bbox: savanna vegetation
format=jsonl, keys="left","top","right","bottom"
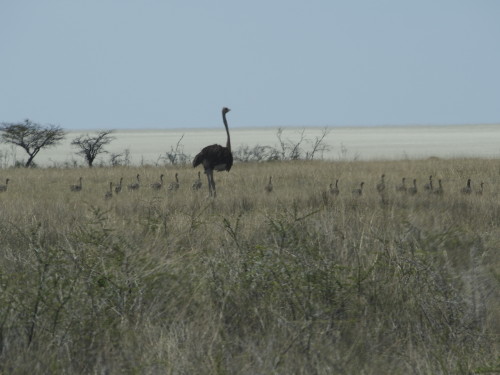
{"left": 0, "top": 157, "right": 498, "bottom": 374}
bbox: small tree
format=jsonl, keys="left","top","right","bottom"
{"left": 71, "top": 130, "right": 115, "bottom": 167}
{"left": 0, "top": 119, "right": 65, "bottom": 167}
{"left": 109, "top": 148, "right": 130, "bottom": 167}
{"left": 234, "top": 144, "right": 280, "bottom": 162}
{"left": 305, "top": 127, "right": 331, "bottom": 160}
{"left": 159, "top": 134, "right": 189, "bottom": 166}
{"left": 276, "top": 127, "right": 306, "bottom": 160}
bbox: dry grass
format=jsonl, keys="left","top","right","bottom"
{"left": 0, "top": 158, "right": 499, "bottom": 374}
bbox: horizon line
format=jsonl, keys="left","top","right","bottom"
{"left": 61, "top": 122, "right": 500, "bottom": 133}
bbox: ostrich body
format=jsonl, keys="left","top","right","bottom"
{"left": 396, "top": 177, "right": 407, "bottom": 192}
{"left": 70, "top": 177, "right": 83, "bottom": 192}
{"left": 461, "top": 179, "right": 472, "bottom": 195}
{"left": 329, "top": 179, "right": 339, "bottom": 196}
{"left": 168, "top": 173, "right": 180, "bottom": 191}
{"left": 151, "top": 174, "right": 164, "bottom": 190}
{"left": 191, "top": 171, "right": 202, "bottom": 191}
{"left": 352, "top": 182, "right": 364, "bottom": 196}
{"left": 408, "top": 179, "right": 418, "bottom": 195}
{"left": 114, "top": 177, "right": 123, "bottom": 193}
{"left": 105, "top": 182, "right": 113, "bottom": 200}
{"left": 127, "top": 174, "right": 140, "bottom": 190}
{"left": 0, "top": 178, "right": 9, "bottom": 192}
{"left": 376, "top": 174, "right": 386, "bottom": 194}
{"left": 192, "top": 107, "right": 233, "bottom": 197}
{"left": 434, "top": 179, "right": 444, "bottom": 195}
{"left": 424, "top": 175, "right": 433, "bottom": 192}
{"left": 475, "top": 182, "right": 484, "bottom": 195}
{"left": 265, "top": 176, "right": 273, "bottom": 193}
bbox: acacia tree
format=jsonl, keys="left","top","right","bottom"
{"left": 0, "top": 119, "right": 65, "bottom": 167}
{"left": 71, "top": 130, "right": 115, "bottom": 167}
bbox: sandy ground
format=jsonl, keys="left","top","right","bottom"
{"left": 0, "top": 124, "right": 498, "bottom": 167}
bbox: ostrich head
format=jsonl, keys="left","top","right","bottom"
{"left": 222, "top": 107, "right": 231, "bottom": 114}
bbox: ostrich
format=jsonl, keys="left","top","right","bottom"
{"left": 151, "top": 174, "right": 164, "bottom": 190}
{"left": 70, "top": 177, "right": 83, "bottom": 192}
{"left": 114, "top": 177, "right": 123, "bottom": 194}
{"left": 127, "top": 174, "right": 140, "bottom": 190}
{"left": 475, "top": 182, "right": 484, "bottom": 196}
{"left": 193, "top": 107, "right": 233, "bottom": 197}
{"left": 424, "top": 175, "right": 433, "bottom": 192}
{"left": 265, "top": 176, "right": 273, "bottom": 193}
{"left": 329, "top": 179, "right": 340, "bottom": 196}
{"left": 105, "top": 182, "right": 113, "bottom": 200}
{"left": 376, "top": 174, "right": 386, "bottom": 194}
{"left": 461, "top": 178, "right": 472, "bottom": 195}
{"left": 352, "top": 182, "right": 364, "bottom": 196}
{"left": 0, "top": 178, "right": 9, "bottom": 192}
{"left": 191, "top": 171, "right": 203, "bottom": 191}
{"left": 396, "top": 177, "right": 407, "bottom": 192}
{"left": 168, "top": 173, "right": 179, "bottom": 191}
{"left": 434, "top": 179, "right": 444, "bottom": 195}
{"left": 408, "top": 179, "right": 418, "bottom": 195}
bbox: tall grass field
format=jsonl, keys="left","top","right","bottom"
{"left": 0, "top": 158, "right": 499, "bottom": 374}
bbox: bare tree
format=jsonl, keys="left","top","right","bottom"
{"left": 109, "top": 148, "right": 130, "bottom": 167}
{"left": 305, "top": 127, "right": 331, "bottom": 160}
{"left": 160, "top": 134, "right": 189, "bottom": 166}
{"left": 276, "top": 127, "right": 306, "bottom": 160}
{"left": 276, "top": 128, "right": 287, "bottom": 160}
{"left": 233, "top": 144, "right": 280, "bottom": 162}
{"left": 71, "top": 130, "right": 115, "bottom": 167}
{"left": 0, "top": 119, "right": 65, "bottom": 167}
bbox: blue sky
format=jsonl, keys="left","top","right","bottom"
{"left": 1, "top": 1, "right": 499, "bottom": 129}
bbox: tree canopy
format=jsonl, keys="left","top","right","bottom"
{"left": 0, "top": 119, "right": 65, "bottom": 167}
{"left": 71, "top": 131, "right": 115, "bottom": 167}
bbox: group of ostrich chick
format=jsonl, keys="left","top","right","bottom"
{"left": 74, "top": 107, "right": 233, "bottom": 199}
{"left": 100, "top": 106, "right": 234, "bottom": 199}
{"left": 330, "top": 174, "right": 484, "bottom": 198}
{"left": 68, "top": 171, "right": 191, "bottom": 200}
{"left": 0, "top": 107, "right": 233, "bottom": 199}
{"left": 0, "top": 108, "right": 487, "bottom": 200}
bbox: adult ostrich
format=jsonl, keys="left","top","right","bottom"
{"left": 193, "top": 107, "right": 233, "bottom": 197}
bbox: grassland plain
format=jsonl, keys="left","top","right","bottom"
{"left": 0, "top": 158, "right": 499, "bottom": 374}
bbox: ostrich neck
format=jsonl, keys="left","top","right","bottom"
{"left": 223, "top": 111, "right": 231, "bottom": 151}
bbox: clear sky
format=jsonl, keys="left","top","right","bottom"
{"left": 1, "top": 1, "right": 499, "bottom": 130}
